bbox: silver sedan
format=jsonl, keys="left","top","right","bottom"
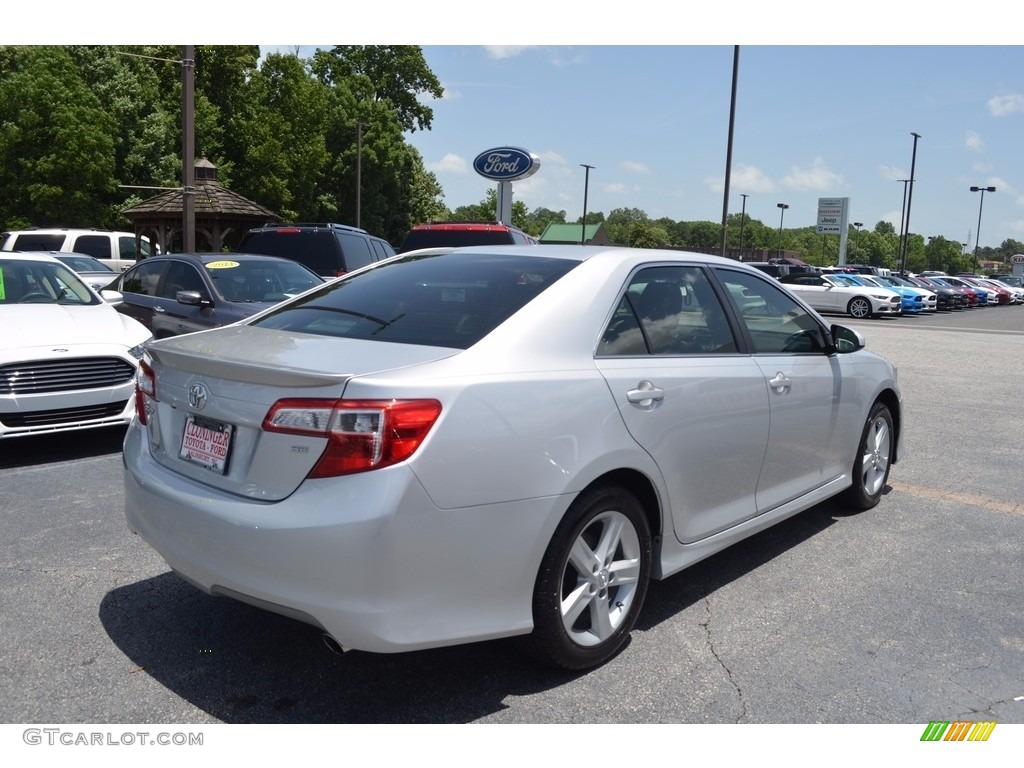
{"left": 124, "top": 245, "right": 903, "bottom": 670}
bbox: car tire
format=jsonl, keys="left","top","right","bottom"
{"left": 523, "top": 485, "right": 651, "bottom": 670}
{"left": 847, "top": 297, "right": 873, "bottom": 319}
{"left": 842, "top": 401, "right": 894, "bottom": 511}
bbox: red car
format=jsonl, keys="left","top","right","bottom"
{"left": 917, "top": 276, "right": 977, "bottom": 307}
{"left": 960, "top": 276, "right": 1012, "bottom": 305}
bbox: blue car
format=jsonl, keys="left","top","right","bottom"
{"left": 832, "top": 274, "right": 923, "bottom": 314}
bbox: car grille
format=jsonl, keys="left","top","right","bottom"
{"left": 0, "top": 401, "right": 129, "bottom": 428}
{"left": 0, "top": 357, "right": 136, "bottom": 395}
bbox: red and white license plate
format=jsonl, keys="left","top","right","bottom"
{"left": 179, "top": 414, "right": 233, "bottom": 473}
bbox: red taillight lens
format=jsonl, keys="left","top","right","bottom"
{"left": 134, "top": 360, "right": 156, "bottom": 426}
{"left": 263, "top": 398, "right": 442, "bottom": 477}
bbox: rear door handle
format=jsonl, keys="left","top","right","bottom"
{"left": 768, "top": 372, "right": 791, "bottom": 394}
{"left": 626, "top": 380, "right": 665, "bottom": 408}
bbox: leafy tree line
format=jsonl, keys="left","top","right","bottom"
{"left": 2, "top": 44, "right": 1021, "bottom": 272}
{"left": 0, "top": 45, "right": 446, "bottom": 247}
{"left": 453, "top": 191, "right": 1023, "bottom": 273}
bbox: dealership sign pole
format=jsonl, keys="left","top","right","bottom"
{"left": 818, "top": 197, "right": 850, "bottom": 265}
{"left": 473, "top": 147, "right": 541, "bottom": 225}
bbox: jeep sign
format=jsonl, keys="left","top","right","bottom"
{"left": 473, "top": 147, "right": 540, "bottom": 181}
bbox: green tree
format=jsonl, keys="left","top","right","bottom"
{"left": 525, "top": 206, "right": 567, "bottom": 237}
{"left": 229, "top": 52, "right": 332, "bottom": 223}
{"left": 0, "top": 46, "right": 117, "bottom": 228}
{"left": 311, "top": 46, "right": 443, "bottom": 133}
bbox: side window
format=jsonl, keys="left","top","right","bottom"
{"left": 598, "top": 265, "right": 737, "bottom": 356}
{"left": 73, "top": 235, "right": 113, "bottom": 260}
{"left": 716, "top": 268, "right": 827, "bottom": 354}
{"left": 161, "top": 262, "right": 205, "bottom": 298}
{"left": 119, "top": 236, "right": 138, "bottom": 260}
{"left": 121, "top": 262, "right": 165, "bottom": 296}
{"left": 337, "top": 232, "right": 374, "bottom": 271}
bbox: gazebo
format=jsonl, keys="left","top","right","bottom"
{"left": 122, "top": 158, "right": 279, "bottom": 253}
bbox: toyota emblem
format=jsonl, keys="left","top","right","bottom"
{"left": 188, "top": 383, "right": 209, "bottom": 410}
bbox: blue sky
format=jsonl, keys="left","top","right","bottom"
{"left": 19, "top": 3, "right": 1022, "bottom": 249}
{"left": 403, "top": 44, "right": 1024, "bottom": 250}
{"left": 257, "top": 43, "right": 1023, "bottom": 249}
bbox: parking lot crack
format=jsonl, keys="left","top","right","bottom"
{"left": 701, "top": 596, "right": 747, "bottom": 723}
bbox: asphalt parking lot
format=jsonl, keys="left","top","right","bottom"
{"left": 1, "top": 305, "right": 1022, "bottom": 727}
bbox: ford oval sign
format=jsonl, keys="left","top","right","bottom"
{"left": 473, "top": 147, "right": 540, "bottom": 182}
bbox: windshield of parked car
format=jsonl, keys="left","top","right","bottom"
{"left": 0, "top": 259, "right": 100, "bottom": 305}
{"left": 251, "top": 250, "right": 579, "bottom": 348}
{"left": 205, "top": 259, "right": 323, "bottom": 303}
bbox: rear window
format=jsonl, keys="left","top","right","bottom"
{"left": 240, "top": 230, "right": 340, "bottom": 275}
{"left": 399, "top": 229, "right": 515, "bottom": 252}
{"left": 8, "top": 234, "right": 66, "bottom": 251}
{"left": 252, "top": 251, "right": 578, "bottom": 349}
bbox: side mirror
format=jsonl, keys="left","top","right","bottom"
{"left": 176, "top": 290, "right": 212, "bottom": 307}
{"left": 829, "top": 324, "right": 865, "bottom": 354}
{"left": 100, "top": 289, "right": 124, "bottom": 306}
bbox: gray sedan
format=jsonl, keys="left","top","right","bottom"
{"left": 106, "top": 252, "right": 324, "bottom": 338}
{"left": 123, "top": 245, "right": 903, "bottom": 670}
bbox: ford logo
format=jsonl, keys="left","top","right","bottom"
{"left": 188, "top": 383, "right": 209, "bottom": 411}
{"left": 473, "top": 146, "right": 541, "bottom": 181}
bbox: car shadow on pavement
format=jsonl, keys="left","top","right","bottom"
{"left": 0, "top": 426, "right": 126, "bottom": 469}
{"left": 98, "top": 499, "right": 849, "bottom": 724}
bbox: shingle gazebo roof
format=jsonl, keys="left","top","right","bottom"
{"left": 122, "top": 158, "right": 280, "bottom": 252}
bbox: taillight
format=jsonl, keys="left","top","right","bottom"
{"left": 262, "top": 399, "right": 442, "bottom": 477}
{"left": 135, "top": 360, "right": 156, "bottom": 426}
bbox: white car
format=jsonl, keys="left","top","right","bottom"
{"left": 124, "top": 246, "right": 903, "bottom": 670}
{"left": 979, "top": 277, "right": 1023, "bottom": 305}
{"left": 0, "top": 252, "right": 151, "bottom": 438}
{"left": 779, "top": 273, "right": 902, "bottom": 319}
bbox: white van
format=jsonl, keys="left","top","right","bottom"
{"left": 0, "top": 228, "right": 154, "bottom": 272}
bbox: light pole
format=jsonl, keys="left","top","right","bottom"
{"left": 738, "top": 193, "right": 749, "bottom": 260}
{"left": 900, "top": 132, "right": 921, "bottom": 273}
{"left": 580, "top": 164, "right": 595, "bottom": 245}
{"left": 897, "top": 178, "right": 910, "bottom": 264}
{"left": 970, "top": 185, "right": 996, "bottom": 274}
{"left": 776, "top": 203, "right": 789, "bottom": 258}
{"left": 355, "top": 122, "right": 364, "bottom": 229}
{"left": 181, "top": 46, "right": 195, "bottom": 252}
{"left": 719, "top": 45, "right": 740, "bottom": 258}
{"left": 853, "top": 221, "right": 863, "bottom": 257}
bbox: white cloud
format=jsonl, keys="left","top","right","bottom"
{"left": 538, "top": 150, "right": 569, "bottom": 167}
{"left": 965, "top": 131, "right": 984, "bottom": 152}
{"left": 729, "top": 164, "right": 775, "bottom": 194}
{"left": 429, "top": 153, "right": 470, "bottom": 174}
{"left": 603, "top": 182, "right": 640, "bottom": 196}
{"left": 986, "top": 93, "right": 1024, "bottom": 117}
{"left": 620, "top": 161, "right": 651, "bottom": 175}
{"left": 781, "top": 157, "right": 844, "bottom": 191}
{"left": 703, "top": 163, "right": 774, "bottom": 195}
{"left": 485, "top": 46, "right": 534, "bottom": 60}
{"left": 878, "top": 164, "right": 906, "bottom": 182}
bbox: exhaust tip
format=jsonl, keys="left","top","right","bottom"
{"left": 322, "top": 633, "right": 349, "bottom": 656}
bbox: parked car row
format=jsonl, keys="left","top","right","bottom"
{"left": 775, "top": 269, "right": 1021, "bottom": 319}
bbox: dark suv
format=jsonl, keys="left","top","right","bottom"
{"left": 237, "top": 223, "right": 396, "bottom": 278}
{"left": 398, "top": 221, "right": 538, "bottom": 253}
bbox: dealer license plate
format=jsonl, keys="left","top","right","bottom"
{"left": 179, "top": 414, "right": 233, "bottom": 474}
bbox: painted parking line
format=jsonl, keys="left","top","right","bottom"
{"left": 888, "top": 480, "right": 1024, "bottom": 516}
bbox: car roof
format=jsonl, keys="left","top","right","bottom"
{"left": 141, "top": 252, "right": 307, "bottom": 266}
{"left": 1, "top": 251, "right": 64, "bottom": 264}
{"left": 387, "top": 244, "right": 769, "bottom": 275}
